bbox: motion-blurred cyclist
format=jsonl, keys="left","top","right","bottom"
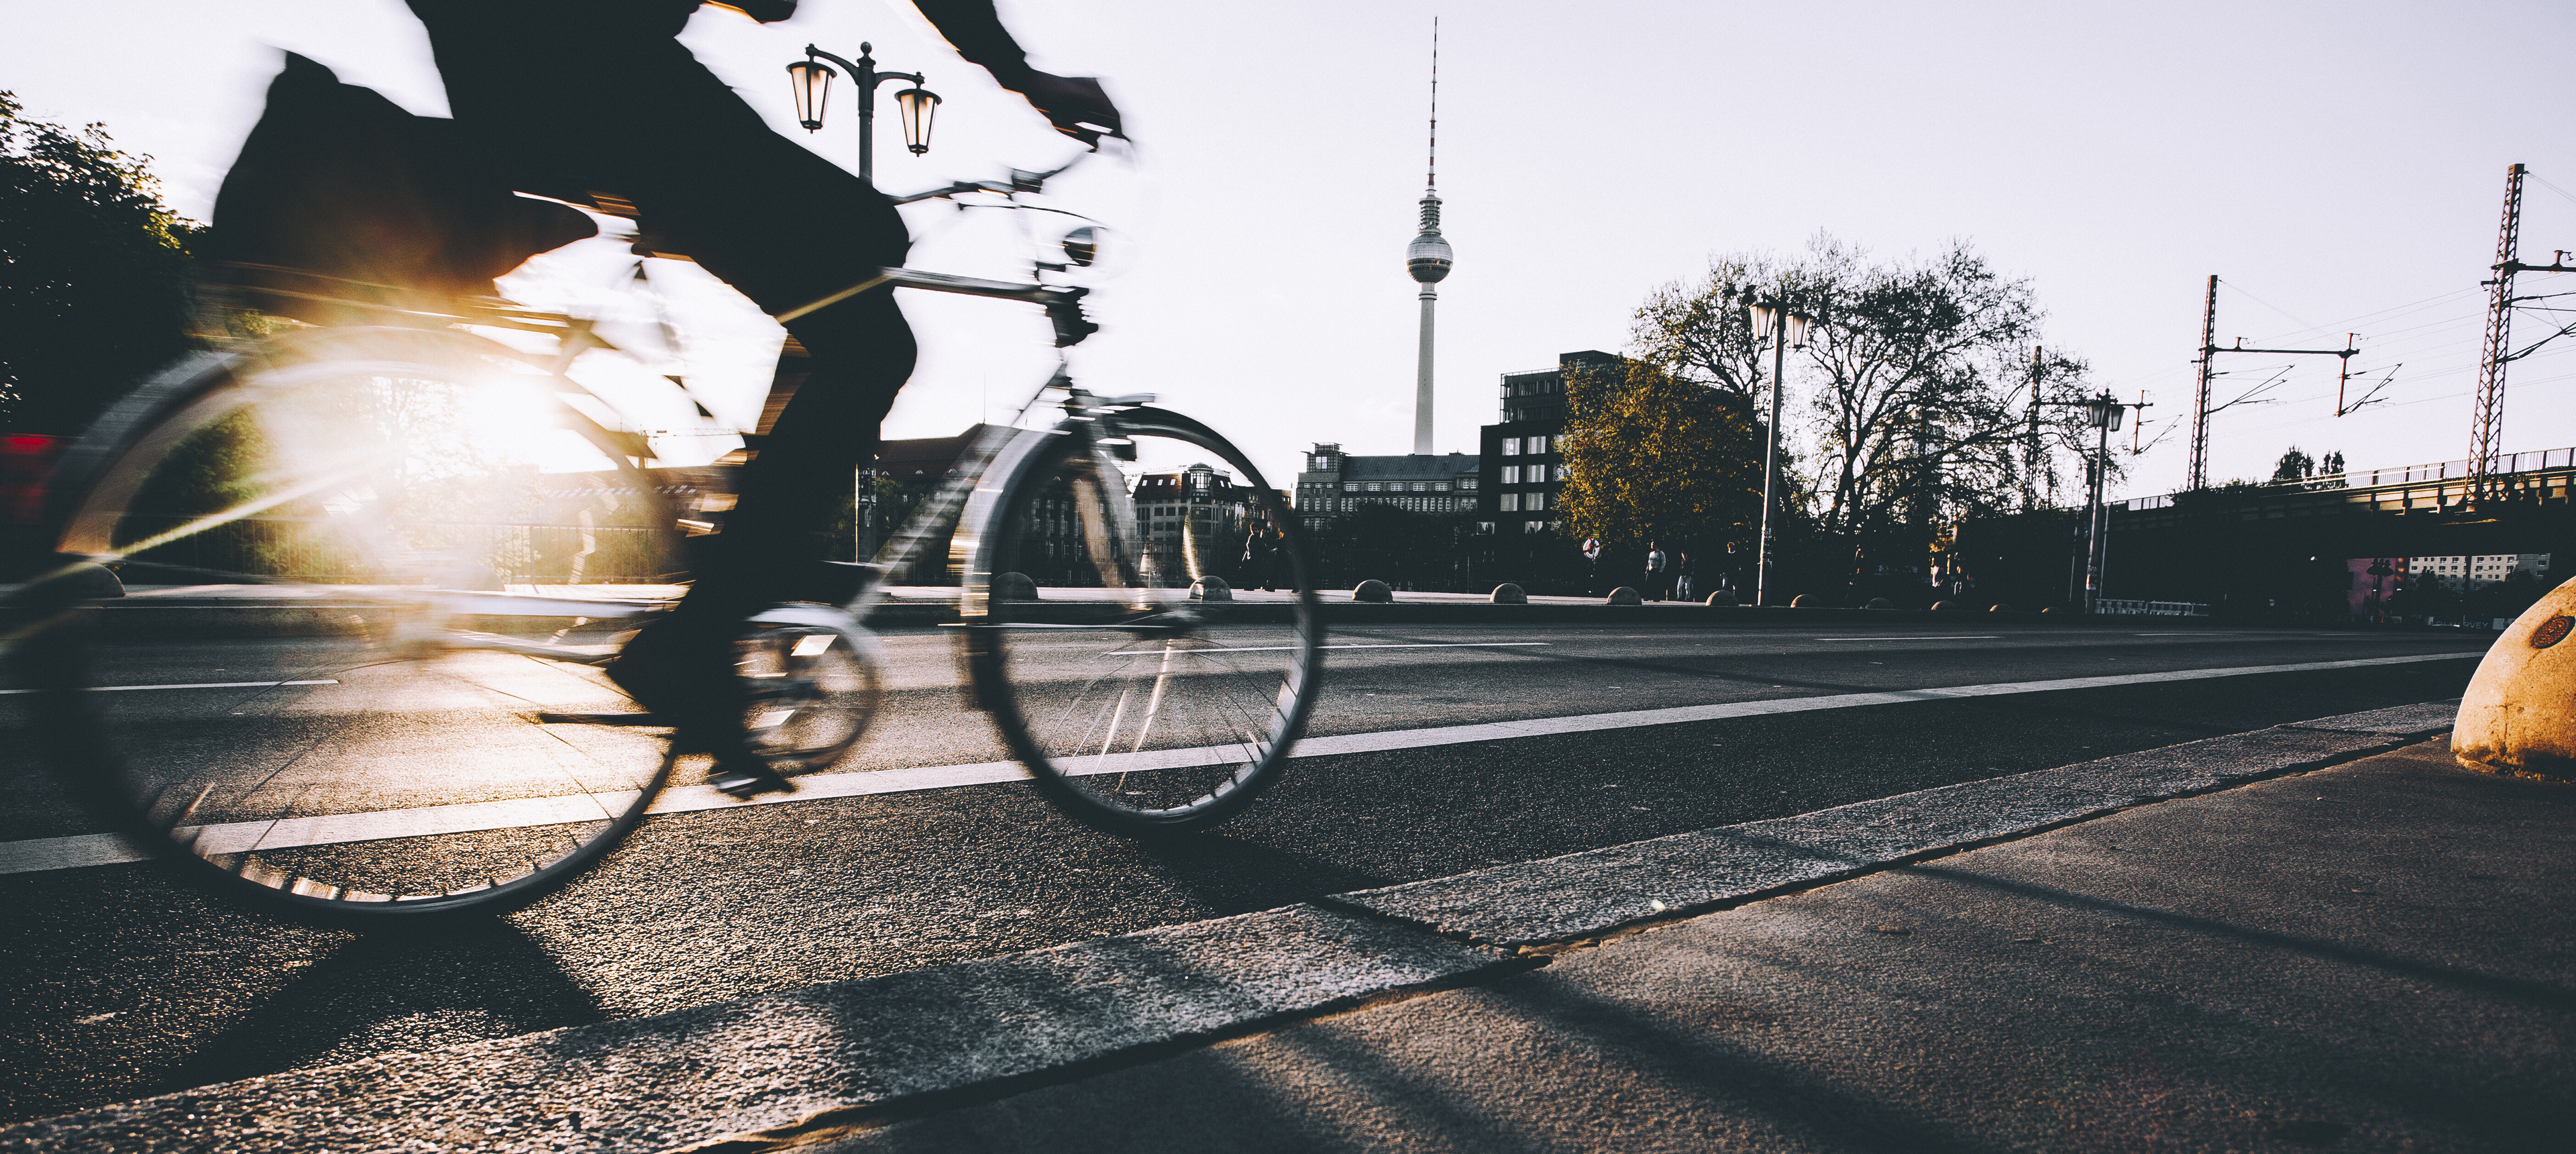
{"left": 401, "top": 0, "right": 1124, "bottom": 795}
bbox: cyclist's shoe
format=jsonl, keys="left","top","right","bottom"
{"left": 708, "top": 756, "right": 797, "bottom": 800}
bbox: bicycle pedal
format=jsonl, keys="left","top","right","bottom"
{"left": 709, "top": 762, "right": 797, "bottom": 800}
{"left": 536, "top": 711, "right": 667, "bottom": 726}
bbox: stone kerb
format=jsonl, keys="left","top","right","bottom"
{"left": 2453, "top": 574, "right": 2576, "bottom": 782}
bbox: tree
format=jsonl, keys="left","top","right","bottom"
{"left": 1555, "top": 356, "right": 1768, "bottom": 565}
{"left": 0, "top": 93, "right": 203, "bottom": 436}
{"left": 2271, "top": 446, "right": 2316, "bottom": 484}
{"left": 1631, "top": 235, "right": 2100, "bottom": 556}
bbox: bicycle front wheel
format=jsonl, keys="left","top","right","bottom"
{"left": 963, "top": 407, "right": 1322, "bottom": 836}
{"left": 25, "top": 327, "right": 688, "bottom": 920}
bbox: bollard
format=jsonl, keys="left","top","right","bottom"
{"left": 990, "top": 572, "right": 1037, "bottom": 601}
{"left": 1931, "top": 600, "right": 1960, "bottom": 611}
{"left": 1605, "top": 586, "right": 1642, "bottom": 605}
{"left": 1489, "top": 582, "right": 1527, "bottom": 605}
{"left": 1989, "top": 602, "right": 2012, "bottom": 613}
{"left": 1790, "top": 594, "right": 1819, "bottom": 607}
{"left": 2453, "top": 575, "right": 2576, "bottom": 782}
{"left": 1704, "top": 590, "right": 1736, "bottom": 607}
{"left": 1352, "top": 579, "right": 1393, "bottom": 603}
{"left": 1189, "top": 576, "right": 1232, "bottom": 601}
{"left": 1866, "top": 597, "right": 1894, "bottom": 609}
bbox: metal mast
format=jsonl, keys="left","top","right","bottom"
{"left": 2469, "top": 163, "right": 2526, "bottom": 501}
{"left": 2186, "top": 274, "right": 2217, "bottom": 490}
{"left": 1404, "top": 18, "right": 1453, "bottom": 455}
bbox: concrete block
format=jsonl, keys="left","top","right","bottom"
{"left": 2454, "top": 576, "right": 2576, "bottom": 782}
{"left": 1189, "top": 576, "right": 1231, "bottom": 601}
{"left": 1489, "top": 582, "right": 1527, "bottom": 605}
{"left": 1605, "top": 586, "right": 1641, "bottom": 605}
{"left": 1351, "top": 580, "right": 1393, "bottom": 603}
{"left": 989, "top": 572, "right": 1037, "bottom": 601}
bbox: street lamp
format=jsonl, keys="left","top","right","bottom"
{"left": 1748, "top": 300, "right": 1813, "bottom": 607}
{"left": 786, "top": 42, "right": 938, "bottom": 185}
{"left": 2039, "top": 390, "right": 2143, "bottom": 614}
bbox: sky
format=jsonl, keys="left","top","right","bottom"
{"left": 5, "top": 0, "right": 2574, "bottom": 501}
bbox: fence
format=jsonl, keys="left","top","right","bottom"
{"left": 2093, "top": 598, "right": 2210, "bottom": 617}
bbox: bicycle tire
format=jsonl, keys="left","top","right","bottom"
{"left": 18, "top": 326, "right": 690, "bottom": 921}
{"left": 962, "top": 407, "right": 1323, "bottom": 836}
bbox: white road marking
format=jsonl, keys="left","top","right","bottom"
{"left": 1109, "top": 641, "right": 1552, "bottom": 655}
{"left": 0, "top": 651, "right": 2475, "bottom": 877}
{"left": 1810, "top": 636, "right": 1999, "bottom": 641}
{"left": 0, "top": 679, "right": 340, "bottom": 696}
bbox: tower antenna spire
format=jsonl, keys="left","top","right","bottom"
{"left": 1427, "top": 16, "right": 1438, "bottom": 191}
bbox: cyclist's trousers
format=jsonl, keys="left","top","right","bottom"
{"left": 410, "top": 4, "right": 916, "bottom": 630}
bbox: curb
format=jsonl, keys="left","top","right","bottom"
{"left": 0, "top": 700, "right": 2461, "bottom": 1153}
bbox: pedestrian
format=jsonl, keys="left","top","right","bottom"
{"left": 1644, "top": 541, "right": 1668, "bottom": 601}
{"left": 1674, "top": 550, "right": 1695, "bottom": 602}
{"left": 1240, "top": 525, "right": 1276, "bottom": 592}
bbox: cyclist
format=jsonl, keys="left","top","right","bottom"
{"left": 401, "top": 0, "right": 1124, "bottom": 795}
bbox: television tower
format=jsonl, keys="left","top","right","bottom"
{"left": 1404, "top": 17, "right": 1453, "bottom": 455}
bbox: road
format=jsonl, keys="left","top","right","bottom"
{"left": 0, "top": 617, "right": 2489, "bottom": 1125}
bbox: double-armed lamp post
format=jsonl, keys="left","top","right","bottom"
{"left": 786, "top": 42, "right": 941, "bottom": 186}
{"left": 786, "top": 43, "right": 940, "bottom": 564}
{"left": 2041, "top": 391, "right": 2147, "bottom": 613}
{"left": 1747, "top": 301, "right": 1813, "bottom": 607}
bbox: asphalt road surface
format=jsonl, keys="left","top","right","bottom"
{"left": 0, "top": 617, "right": 2490, "bottom": 1124}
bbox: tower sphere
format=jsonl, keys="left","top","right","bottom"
{"left": 1406, "top": 192, "right": 1453, "bottom": 284}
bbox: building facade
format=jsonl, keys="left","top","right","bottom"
{"left": 1292, "top": 443, "right": 1480, "bottom": 530}
{"left": 1130, "top": 462, "right": 1266, "bottom": 586}
{"left": 1475, "top": 350, "right": 1619, "bottom": 535}
{"left": 2405, "top": 553, "right": 2553, "bottom": 591}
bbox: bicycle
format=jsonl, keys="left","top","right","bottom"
{"left": 10, "top": 157, "right": 1324, "bottom": 922}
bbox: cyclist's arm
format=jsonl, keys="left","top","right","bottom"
{"left": 910, "top": 0, "right": 1124, "bottom": 145}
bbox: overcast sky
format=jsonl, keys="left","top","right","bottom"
{"left": 7, "top": 0, "right": 2573, "bottom": 501}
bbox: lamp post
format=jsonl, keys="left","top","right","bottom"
{"left": 1747, "top": 301, "right": 1813, "bottom": 607}
{"left": 2044, "top": 390, "right": 2145, "bottom": 614}
{"left": 788, "top": 43, "right": 937, "bottom": 566}
{"left": 787, "top": 42, "right": 941, "bottom": 187}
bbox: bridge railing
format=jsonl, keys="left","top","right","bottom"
{"left": 2117, "top": 445, "right": 2576, "bottom": 511}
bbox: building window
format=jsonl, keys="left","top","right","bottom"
{"left": 1527, "top": 435, "right": 1549, "bottom": 454}
{"left": 1529, "top": 519, "right": 1548, "bottom": 533}
{"left": 1526, "top": 491, "right": 1546, "bottom": 511}
{"left": 1434, "top": 481, "right": 1450, "bottom": 492}
{"left": 1343, "top": 482, "right": 1358, "bottom": 492}
{"left": 1410, "top": 482, "right": 1426, "bottom": 492}
{"left": 1499, "top": 492, "right": 1520, "bottom": 512}
{"left": 1501, "top": 466, "right": 1521, "bottom": 484}
{"left": 1365, "top": 482, "right": 1382, "bottom": 492}
{"left": 1501, "top": 437, "right": 1521, "bottom": 456}
{"left": 1461, "top": 478, "right": 1477, "bottom": 490}
{"left": 1552, "top": 464, "right": 1569, "bottom": 481}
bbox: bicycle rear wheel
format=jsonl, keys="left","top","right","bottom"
{"left": 23, "top": 327, "right": 689, "bottom": 919}
{"left": 963, "top": 407, "right": 1322, "bottom": 835}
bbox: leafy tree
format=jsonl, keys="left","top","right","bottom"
{"left": 0, "top": 93, "right": 203, "bottom": 435}
{"left": 1556, "top": 356, "right": 1768, "bottom": 562}
{"left": 2271, "top": 446, "right": 2316, "bottom": 484}
{"left": 1630, "top": 235, "right": 2100, "bottom": 552}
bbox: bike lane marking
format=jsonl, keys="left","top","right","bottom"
{"left": 0, "top": 651, "right": 2477, "bottom": 876}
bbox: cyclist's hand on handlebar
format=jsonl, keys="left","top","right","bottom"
{"left": 1012, "top": 72, "right": 1124, "bottom": 147}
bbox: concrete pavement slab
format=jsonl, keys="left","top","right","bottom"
{"left": 800, "top": 741, "right": 2575, "bottom": 1154}
{"left": 0, "top": 905, "right": 1515, "bottom": 1153}
{"left": 1330, "top": 723, "right": 2416, "bottom": 947}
